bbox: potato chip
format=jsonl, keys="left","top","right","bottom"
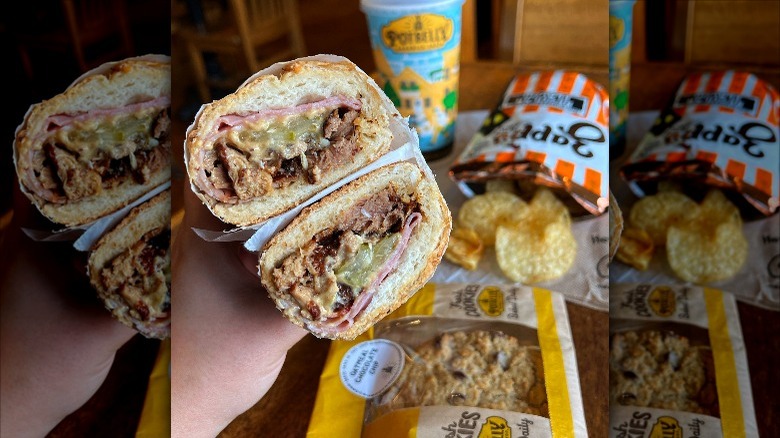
{"left": 629, "top": 191, "right": 699, "bottom": 246}
{"left": 667, "top": 220, "right": 747, "bottom": 283}
{"left": 458, "top": 192, "right": 530, "bottom": 246}
{"left": 529, "top": 187, "right": 571, "bottom": 227}
{"left": 615, "top": 227, "right": 654, "bottom": 271}
{"left": 444, "top": 226, "right": 484, "bottom": 270}
{"left": 495, "top": 219, "right": 577, "bottom": 284}
{"left": 485, "top": 179, "right": 517, "bottom": 194}
{"left": 699, "top": 190, "right": 742, "bottom": 227}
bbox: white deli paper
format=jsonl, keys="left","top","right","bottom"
{"left": 611, "top": 112, "right": 780, "bottom": 311}
{"left": 430, "top": 111, "right": 610, "bottom": 312}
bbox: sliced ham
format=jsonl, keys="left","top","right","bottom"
{"left": 22, "top": 98, "right": 170, "bottom": 203}
{"left": 214, "top": 95, "right": 361, "bottom": 132}
{"left": 309, "top": 212, "right": 422, "bottom": 335}
{"left": 193, "top": 96, "right": 362, "bottom": 202}
{"left": 40, "top": 96, "right": 171, "bottom": 138}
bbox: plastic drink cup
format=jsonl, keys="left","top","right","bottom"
{"left": 360, "top": 0, "right": 465, "bottom": 159}
{"left": 609, "top": 0, "right": 636, "bottom": 160}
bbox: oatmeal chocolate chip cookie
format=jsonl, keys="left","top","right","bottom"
{"left": 610, "top": 330, "right": 718, "bottom": 416}
{"left": 376, "top": 331, "right": 547, "bottom": 416}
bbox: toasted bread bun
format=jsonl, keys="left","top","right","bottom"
{"left": 88, "top": 190, "right": 171, "bottom": 339}
{"left": 259, "top": 162, "right": 451, "bottom": 340}
{"left": 14, "top": 56, "right": 171, "bottom": 226}
{"left": 185, "top": 58, "right": 399, "bottom": 226}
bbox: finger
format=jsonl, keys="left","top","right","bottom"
{"left": 238, "top": 246, "right": 261, "bottom": 279}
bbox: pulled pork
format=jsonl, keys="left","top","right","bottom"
{"left": 100, "top": 228, "right": 171, "bottom": 322}
{"left": 33, "top": 109, "right": 171, "bottom": 203}
{"left": 272, "top": 187, "right": 419, "bottom": 322}
{"left": 204, "top": 107, "right": 361, "bottom": 203}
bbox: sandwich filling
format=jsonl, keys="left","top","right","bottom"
{"left": 99, "top": 227, "right": 171, "bottom": 329}
{"left": 271, "top": 186, "right": 421, "bottom": 332}
{"left": 197, "top": 95, "right": 363, "bottom": 203}
{"left": 25, "top": 97, "right": 171, "bottom": 204}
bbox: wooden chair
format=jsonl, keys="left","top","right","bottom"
{"left": 629, "top": 0, "right": 780, "bottom": 110}
{"left": 178, "top": 0, "right": 307, "bottom": 103}
{"left": 685, "top": 0, "right": 780, "bottom": 66}
{"left": 462, "top": 0, "right": 608, "bottom": 68}
{"left": 14, "top": 0, "right": 134, "bottom": 79}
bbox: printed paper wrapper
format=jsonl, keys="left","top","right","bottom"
{"left": 307, "top": 283, "right": 588, "bottom": 438}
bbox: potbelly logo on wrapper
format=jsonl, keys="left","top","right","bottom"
{"left": 648, "top": 286, "right": 676, "bottom": 317}
{"left": 381, "top": 14, "right": 454, "bottom": 53}
{"left": 478, "top": 416, "right": 512, "bottom": 438}
{"left": 649, "top": 416, "right": 683, "bottom": 438}
{"left": 478, "top": 286, "right": 505, "bottom": 317}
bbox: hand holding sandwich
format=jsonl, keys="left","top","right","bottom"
{"left": 171, "top": 190, "right": 306, "bottom": 438}
{"left": 0, "top": 188, "right": 136, "bottom": 438}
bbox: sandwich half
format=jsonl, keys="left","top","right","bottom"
{"left": 259, "top": 162, "right": 451, "bottom": 340}
{"left": 14, "top": 56, "right": 171, "bottom": 227}
{"left": 87, "top": 190, "right": 171, "bottom": 339}
{"left": 185, "top": 59, "right": 398, "bottom": 226}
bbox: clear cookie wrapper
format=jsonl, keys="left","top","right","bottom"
{"left": 609, "top": 284, "right": 757, "bottom": 437}
{"left": 183, "top": 54, "right": 439, "bottom": 252}
{"left": 620, "top": 71, "right": 780, "bottom": 216}
{"left": 307, "top": 283, "right": 588, "bottom": 437}
{"left": 433, "top": 111, "right": 609, "bottom": 312}
{"left": 450, "top": 71, "right": 610, "bottom": 216}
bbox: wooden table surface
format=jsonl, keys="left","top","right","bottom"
{"left": 219, "top": 60, "right": 778, "bottom": 437}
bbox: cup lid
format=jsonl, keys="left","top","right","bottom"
{"left": 360, "top": 0, "right": 464, "bottom": 13}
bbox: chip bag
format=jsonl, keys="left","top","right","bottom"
{"left": 620, "top": 71, "right": 780, "bottom": 215}
{"left": 307, "top": 283, "right": 588, "bottom": 437}
{"left": 450, "top": 71, "right": 610, "bottom": 215}
{"left": 609, "top": 284, "right": 757, "bottom": 437}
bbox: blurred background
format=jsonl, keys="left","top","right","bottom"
{"left": 0, "top": 1, "right": 169, "bottom": 436}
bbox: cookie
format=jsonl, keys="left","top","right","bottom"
{"left": 376, "top": 330, "right": 548, "bottom": 416}
{"left": 610, "top": 330, "right": 718, "bottom": 416}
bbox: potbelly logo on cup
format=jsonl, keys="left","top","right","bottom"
{"left": 649, "top": 416, "right": 683, "bottom": 438}
{"left": 478, "top": 286, "right": 505, "bottom": 317}
{"left": 381, "top": 14, "right": 453, "bottom": 53}
{"left": 647, "top": 286, "right": 676, "bottom": 317}
{"left": 339, "top": 339, "right": 405, "bottom": 398}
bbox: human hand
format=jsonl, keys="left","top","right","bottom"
{"left": 0, "top": 187, "right": 136, "bottom": 438}
{"left": 170, "top": 189, "right": 307, "bottom": 438}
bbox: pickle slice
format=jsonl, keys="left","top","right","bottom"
{"left": 336, "top": 233, "right": 401, "bottom": 290}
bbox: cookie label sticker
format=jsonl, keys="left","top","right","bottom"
{"left": 340, "top": 339, "right": 405, "bottom": 398}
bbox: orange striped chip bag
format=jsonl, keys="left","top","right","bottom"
{"left": 450, "top": 71, "right": 610, "bottom": 215}
{"left": 621, "top": 71, "right": 780, "bottom": 215}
